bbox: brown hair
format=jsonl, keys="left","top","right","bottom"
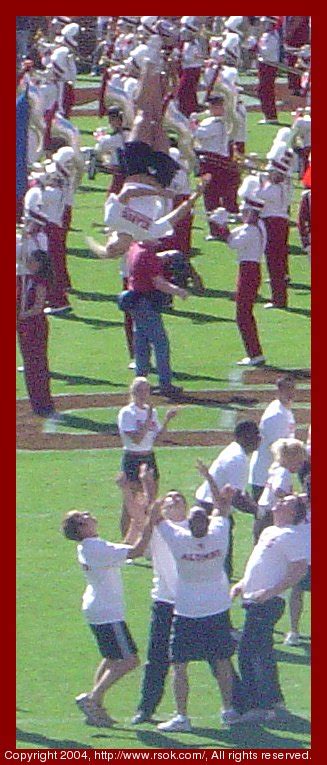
{"left": 61, "top": 511, "right": 85, "bottom": 541}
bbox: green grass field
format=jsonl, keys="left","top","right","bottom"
{"left": 16, "top": 105, "right": 311, "bottom": 750}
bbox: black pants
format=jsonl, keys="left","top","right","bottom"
{"left": 136, "top": 601, "right": 174, "bottom": 716}
{"left": 235, "top": 598, "right": 285, "bottom": 713}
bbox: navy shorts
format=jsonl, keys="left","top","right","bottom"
{"left": 89, "top": 621, "right": 138, "bottom": 659}
{"left": 170, "top": 610, "right": 235, "bottom": 668}
{"left": 121, "top": 451, "right": 159, "bottom": 482}
{"left": 119, "top": 141, "right": 178, "bottom": 188}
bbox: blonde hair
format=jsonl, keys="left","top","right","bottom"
{"left": 129, "top": 377, "right": 150, "bottom": 401}
{"left": 271, "top": 438, "right": 306, "bottom": 466}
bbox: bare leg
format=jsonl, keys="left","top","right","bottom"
{"left": 173, "top": 663, "right": 189, "bottom": 716}
{"left": 90, "top": 655, "right": 140, "bottom": 708}
{"left": 289, "top": 586, "right": 304, "bottom": 633}
{"left": 213, "top": 659, "right": 233, "bottom": 709}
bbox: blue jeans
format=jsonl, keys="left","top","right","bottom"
{"left": 130, "top": 297, "right": 172, "bottom": 387}
{"left": 236, "top": 597, "right": 285, "bottom": 712}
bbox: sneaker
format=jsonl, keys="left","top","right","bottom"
{"left": 75, "top": 692, "right": 96, "bottom": 716}
{"left": 128, "top": 359, "right": 136, "bottom": 370}
{"left": 264, "top": 302, "right": 285, "bottom": 309}
{"left": 17, "top": 365, "right": 25, "bottom": 372}
{"left": 205, "top": 234, "right": 220, "bottom": 241}
{"left": 75, "top": 693, "right": 115, "bottom": 727}
{"left": 221, "top": 708, "right": 242, "bottom": 726}
{"left": 44, "top": 305, "right": 72, "bottom": 315}
{"left": 131, "top": 710, "right": 153, "bottom": 725}
{"left": 157, "top": 714, "right": 192, "bottom": 732}
{"left": 284, "top": 631, "right": 300, "bottom": 646}
{"left": 236, "top": 355, "right": 266, "bottom": 367}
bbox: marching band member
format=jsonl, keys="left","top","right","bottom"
{"left": 259, "top": 146, "right": 293, "bottom": 308}
{"left": 209, "top": 178, "right": 266, "bottom": 366}
{"left": 283, "top": 16, "right": 310, "bottom": 95}
{"left": 50, "top": 22, "right": 79, "bottom": 118}
{"left": 39, "top": 166, "right": 71, "bottom": 314}
{"left": 17, "top": 193, "right": 55, "bottom": 417}
{"left": 89, "top": 107, "right": 130, "bottom": 195}
{"left": 257, "top": 17, "right": 280, "bottom": 124}
{"left": 291, "top": 107, "right": 311, "bottom": 179}
{"left": 192, "top": 92, "right": 240, "bottom": 239}
{"left": 177, "top": 17, "right": 206, "bottom": 116}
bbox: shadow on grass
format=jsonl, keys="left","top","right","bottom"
{"left": 172, "top": 371, "right": 236, "bottom": 387}
{"left": 260, "top": 366, "right": 310, "bottom": 379}
{"left": 70, "top": 287, "right": 118, "bottom": 303}
{"left": 274, "top": 647, "right": 311, "bottom": 666}
{"left": 136, "top": 711, "right": 310, "bottom": 749}
{"left": 77, "top": 184, "right": 106, "bottom": 194}
{"left": 290, "top": 282, "right": 311, "bottom": 292}
{"left": 55, "top": 413, "right": 118, "bottom": 434}
{"left": 50, "top": 371, "right": 124, "bottom": 388}
{"left": 52, "top": 311, "right": 123, "bottom": 329}
{"left": 16, "top": 728, "right": 93, "bottom": 749}
{"left": 289, "top": 245, "right": 305, "bottom": 256}
{"left": 67, "top": 247, "right": 99, "bottom": 260}
{"left": 277, "top": 306, "right": 311, "bottom": 318}
{"left": 164, "top": 307, "right": 234, "bottom": 325}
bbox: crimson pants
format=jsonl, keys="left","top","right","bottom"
{"left": 177, "top": 67, "right": 201, "bottom": 116}
{"left": 264, "top": 217, "right": 289, "bottom": 307}
{"left": 17, "top": 316, "right": 54, "bottom": 415}
{"left": 62, "top": 83, "right": 75, "bottom": 119}
{"left": 236, "top": 262, "right": 263, "bottom": 359}
{"left": 258, "top": 62, "right": 277, "bottom": 120}
{"left": 286, "top": 53, "right": 302, "bottom": 93}
{"left": 159, "top": 195, "right": 193, "bottom": 255}
{"left": 46, "top": 222, "right": 70, "bottom": 308}
{"left": 201, "top": 165, "right": 239, "bottom": 233}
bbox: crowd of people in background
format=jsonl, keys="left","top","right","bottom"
{"left": 16, "top": 16, "right": 311, "bottom": 733}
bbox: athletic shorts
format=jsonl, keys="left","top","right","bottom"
{"left": 170, "top": 610, "right": 235, "bottom": 667}
{"left": 118, "top": 141, "right": 178, "bottom": 188}
{"left": 89, "top": 621, "right": 138, "bottom": 659}
{"left": 121, "top": 451, "right": 159, "bottom": 482}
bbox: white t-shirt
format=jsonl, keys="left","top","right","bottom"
{"left": 258, "top": 465, "right": 293, "bottom": 515}
{"left": 104, "top": 194, "right": 174, "bottom": 241}
{"left": 150, "top": 520, "right": 189, "bottom": 603}
{"left": 242, "top": 525, "right": 308, "bottom": 599}
{"left": 77, "top": 536, "right": 131, "bottom": 624}
{"left": 227, "top": 222, "right": 267, "bottom": 263}
{"left": 249, "top": 399, "right": 296, "bottom": 487}
{"left": 157, "top": 517, "right": 231, "bottom": 617}
{"left": 117, "top": 402, "right": 161, "bottom": 452}
{"left": 196, "top": 441, "right": 248, "bottom": 504}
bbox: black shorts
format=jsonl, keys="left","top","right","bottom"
{"left": 89, "top": 621, "right": 138, "bottom": 660}
{"left": 119, "top": 141, "right": 178, "bottom": 188}
{"left": 121, "top": 451, "right": 159, "bottom": 482}
{"left": 170, "top": 610, "right": 235, "bottom": 667}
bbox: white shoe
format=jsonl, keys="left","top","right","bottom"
{"left": 17, "top": 365, "right": 25, "bottom": 372}
{"left": 205, "top": 234, "right": 219, "bottom": 241}
{"left": 284, "top": 631, "right": 300, "bottom": 646}
{"left": 157, "top": 714, "right": 192, "bottom": 732}
{"left": 236, "top": 355, "right": 266, "bottom": 367}
{"left": 128, "top": 360, "right": 136, "bottom": 370}
{"left": 221, "top": 708, "right": 242, "bottom": 726}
